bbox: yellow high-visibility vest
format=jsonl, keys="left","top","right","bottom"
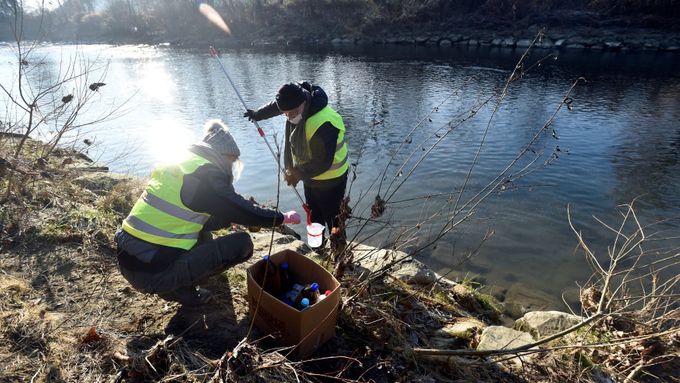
{"left": 295, "top": 106, "right": 349, "bottom": 180}
{"left": 122, "top": 153, "right": 211, "bottom": 250}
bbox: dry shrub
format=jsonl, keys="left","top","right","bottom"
{"left": 0, "top": 277, "right": 50, "bottom": 356}
{"left": 95, "top": 177, "right": 145, "bottom": 217}
{"left": 109, "top": 336, "right": 309, "bottom": 383}
{"left": 0, "top": 277, "right": 34, "bottom": 311}
{"left": 4, "top": 309, "right": 50, "bottom": 355}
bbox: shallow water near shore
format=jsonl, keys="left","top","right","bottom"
{"left": 2, "top": 43, "right": 679, "bottom": 310}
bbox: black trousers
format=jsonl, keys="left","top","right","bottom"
{"left": 117, "top": 232, "right": 254, "bottom": 296}
{"left": 303, "top": 174, "right": 347, "bottom": 241}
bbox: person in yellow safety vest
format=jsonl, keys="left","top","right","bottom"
{"left": 244, "top": 82, "right": 348, "bottom": 252}
{"left": 114, "top": 119, "right": 301, "bottom": 306}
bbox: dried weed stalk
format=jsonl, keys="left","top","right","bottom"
{"left": 408, "top": 201, "right": 679, "bottom": 383}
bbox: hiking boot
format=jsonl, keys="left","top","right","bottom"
{"left": 158, "top": 286, "right": 213, "bottom": 307}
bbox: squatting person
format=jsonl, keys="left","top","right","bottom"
{"left": 114, "top": 119, "right": 300, "bottom": 306}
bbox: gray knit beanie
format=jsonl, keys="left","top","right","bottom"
{"left": 201, "top": 119, "right": 240, "bottom": 157}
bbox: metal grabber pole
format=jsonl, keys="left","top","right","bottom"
{"left": 209, "top": 46, "right": 312, "bottom": 224}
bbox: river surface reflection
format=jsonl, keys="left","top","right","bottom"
{"left": 2, "top": 43, "right": 679, "bottom": 310}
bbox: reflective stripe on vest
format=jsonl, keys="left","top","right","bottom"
{"left": 122, "top": 153, "right": 211, "bottom": 250}
{"left": 299, "top": 105, "right": 349, "bottom": 181}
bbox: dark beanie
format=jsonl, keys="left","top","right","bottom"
{"left": 275, "top": 82, "right": 305, "bottom": 111}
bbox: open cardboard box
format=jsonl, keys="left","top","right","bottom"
{"left": 246, "top": 249, "right": 341, "bottom": 358}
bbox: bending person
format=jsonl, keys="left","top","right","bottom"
{"left": 244, "top": 82, "right": 348, "bottom": 254}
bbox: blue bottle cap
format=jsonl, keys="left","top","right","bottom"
{"left": 300, "top": 298, "right": 310, "bottom": 307}
{"left": 311, "top": 282, "right": 319, "bottom": 291}
{"left": 280, "top": 262, "right": 289, "bottom": 269}
{"left": 263, "top": 255, "right": 270, "bottom": 261}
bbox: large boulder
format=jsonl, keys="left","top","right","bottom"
{"left": 439, "top": 38, "right": 452, "bottom": 47}
{"left": 429, "top": 317, "right": 486, "bottom": 349}
{"left": 439, "top": 317, "right": 486, "bottom": 339}
{"left": 351, "top": 244, "right": 454, "bottom": 285}
{"left": 391, "top": 261, "right": 437, "bottom": 285}
{"left": 351, "top": 243, "right": 403, "bottom": 273}
{"left": 502, "top": 37, "right": 516, "bottom": 47}
{"left": 514, "top": 311, "right": 583, "bottom": 338}
{"left": 515, "top": 38, "right": 533, "bottom": 48}
{"left": 476, "top": 326, "right": 534, "bottom": 351}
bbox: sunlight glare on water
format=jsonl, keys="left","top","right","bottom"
{"left": 145, "top": 119, "right": 195, "bottom": 165}
{"left": 138, "top": 61, "right": 176, "bottom": 104}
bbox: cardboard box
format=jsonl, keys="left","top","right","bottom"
{"left": 246, "top": 249, "right": 341, "bottom": 358}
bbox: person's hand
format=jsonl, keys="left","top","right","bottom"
{"left": 282, "top": 210, "right": 301, "bottom": 225}
{"left": 284, "top": 168, "right": 301, "bottom": 187}
{"left": 243, "top": 109, "right": 256, "bottom": 121}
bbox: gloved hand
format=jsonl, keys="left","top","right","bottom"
{"left": 282, "top": 210, "right": 301, "bottom": 225}
{"left": 284, "top": 168, "right": 302, "bottom": 187}
{"left": 243, "top": 109, "right": 256, "bottom": 121}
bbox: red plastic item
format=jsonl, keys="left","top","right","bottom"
{"left": 303, "top": 204, "right": 312, "bottom": 225}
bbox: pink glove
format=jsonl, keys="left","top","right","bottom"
{"left": 282, "top": 211, "right": 301, "bottom": 225}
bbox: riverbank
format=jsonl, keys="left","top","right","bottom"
{"left": 1, "top": 137, "right": 677, "bottom": 382}
{"left": 3, "top": 3, "right": 679, "bottom": 55}
{"left": 40, "top": 26, "right": 680, "bottom": 55}
{"left": 243, "top": 26, "right": 680, "bottom": 54}
{"left": 0, "top": 138, "right": 502, "bottom": 381}
{"left": 0, "top": 150, "right": 511, "bottom": 381}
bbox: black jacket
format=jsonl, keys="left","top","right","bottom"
{"left": 251, "top": 82, "right": 344, "bottom": 187}
{"left": 115, "top": 146, "right": 283, "bottom": 265}
{"left": 182, "top": 145, "right": 284, "bottom": 229}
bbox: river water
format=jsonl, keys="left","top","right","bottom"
{"left": 2, "top": 43, "right": 679, "bottom": 310}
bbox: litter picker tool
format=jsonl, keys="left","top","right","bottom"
{"left": 208, "top": 47, "right": 311, "bottom": 223}
{"left": 198, "top": 2, "right": 311, "bottom": 224}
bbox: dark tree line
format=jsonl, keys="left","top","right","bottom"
{"left": 1, "top": 0, "right": 16, "bottom": 18}
{"left": 2, "top": 0, "right": 678, "bottom": 43}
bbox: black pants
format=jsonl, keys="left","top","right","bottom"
{"left": 303, "top": 174, "right": 347, "bottom": 242}
{"left": 117, "top": 232, "right": 254, "bottom": 296}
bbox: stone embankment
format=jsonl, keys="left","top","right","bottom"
{"left": 253, "top": 29, "right": 680, "bottom": 54}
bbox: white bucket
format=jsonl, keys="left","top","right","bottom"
{"left": 306, "top": 222, "right": 324, "bottom": 248}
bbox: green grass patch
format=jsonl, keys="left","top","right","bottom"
{"left": 34, "top": 202, "right": 119, "bottom": 242}
{"left": 472, "top": 290, "right": 503, "bottom": 315}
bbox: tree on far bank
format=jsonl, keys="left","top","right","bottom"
{"left": 0, "top": 2, "right": 125, "bottom": 198}
{"left": 4, "top": 0, "right": 677, "bottom": 44}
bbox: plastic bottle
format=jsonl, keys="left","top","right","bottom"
{"left": 308, "top": 283, "right": 320, "bottom": 304}
{"left": 286, "top": 283, "right": 305, "bottom": 305}
{"left": 294, "top": 283, "right": 312, "bottom": 307}
{"left": 279, "top": 262, "right": 292, "bottom": 292}
{"left": 317, "top": 289, "right": 331, "bottom": 301}
{"left": 297, "top": 282, "right": 320, "bottom": 306}
{"left": 299, "top": 298, "right": 310, "bottom": 310}
{"left": 261, "top": 255, "right": 281, "bottom": 296}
